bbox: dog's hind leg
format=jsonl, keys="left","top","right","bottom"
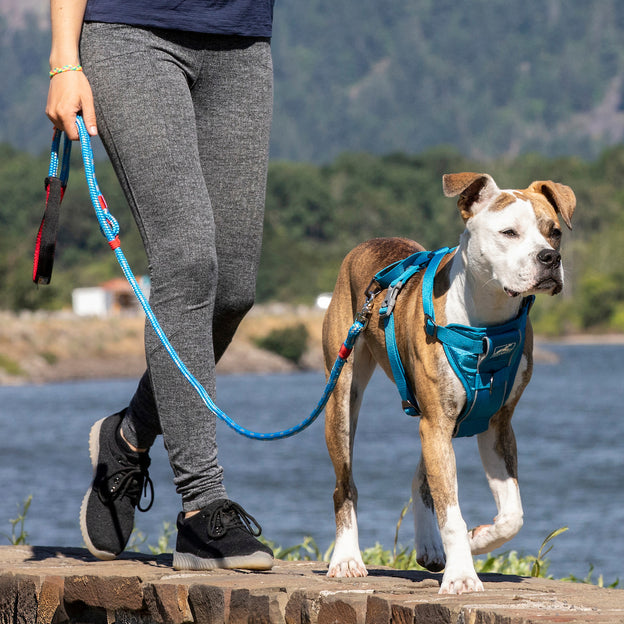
{"left": 326, "top": 341, "right": 376, "bottom": 578}
{"left": 469, "top": 413, "right": 524, "bottom": 555}
{"left": 412, "top": 456, "right": 445, "bottom": 572}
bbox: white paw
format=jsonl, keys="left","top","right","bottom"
{"left": 469, "top": 515, "right": 522, "bottom": 555}
{"left": 327, "top": 556, "right": 368, "bottom": 578}
{"left": 439, "top": 567, "right": 484, "bottom": 594}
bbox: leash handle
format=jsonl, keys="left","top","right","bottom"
{"left": 33, "top": 129, "right": 73, "bottom": 285}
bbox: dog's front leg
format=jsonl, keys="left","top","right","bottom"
{"left": 420, "top": 417, "right": 484, "bottom": 594}
{"left": 470, "top": 415, "right": 523, "bottom": 555}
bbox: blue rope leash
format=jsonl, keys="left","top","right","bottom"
{"left": 65, "top": 116, "right": 366, "bottom": 440}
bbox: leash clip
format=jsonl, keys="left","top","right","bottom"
{"left": 355, "top": 293, "right": 375, "bottom": 329}
{"left": 356, "top": 280, "right": 381, "bottom": 328}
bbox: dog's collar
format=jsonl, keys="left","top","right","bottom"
{"left": 374, "top": 247, "right": 534, "bottom": 437}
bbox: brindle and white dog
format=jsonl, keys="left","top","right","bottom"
{"left": 322, "top": 172, "right": 575, "bottom": 594}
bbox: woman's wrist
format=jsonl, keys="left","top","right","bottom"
{"left": 49, "top": 64, "right": 83, "bottom": 78}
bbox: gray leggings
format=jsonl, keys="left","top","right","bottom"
{"left": 80, "top": 23, "right": 273, "bottom": 511}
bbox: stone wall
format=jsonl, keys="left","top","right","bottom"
{"left": 0, "top": 546, "right": 621, "bottom": 623}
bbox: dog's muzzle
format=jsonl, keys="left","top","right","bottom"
{"left": 535, "top": 248, "right": 563, "bottom": 295}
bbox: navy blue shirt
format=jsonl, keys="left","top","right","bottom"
{"left": 84, "top": 0, "right": 275, "bottom": 37}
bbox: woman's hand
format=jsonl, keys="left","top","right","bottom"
{"left": 47, "top": 0, "right": 94, "bottom": 140}
{"left": 46, "top": 69, "right": 98, "bottom": 140}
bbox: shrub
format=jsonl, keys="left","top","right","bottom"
{"left": 255, "top": 323, "right": 309, "bottom": 365}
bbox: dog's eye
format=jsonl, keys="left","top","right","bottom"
{"left": 550, "top": 227, "right": 562, "bottom": 247}
{"left": 501, "top": 229, "right": 518, "bottom": 238}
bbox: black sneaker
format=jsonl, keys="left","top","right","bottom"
{"left": 80, "top": 411, "right": 154, "bottom": 559}
{"left": 173, "top": 499, "right": 274, "bottom": 571}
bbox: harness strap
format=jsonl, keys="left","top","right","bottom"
{"left": 384, "top": 312, "right": 419, "bottom": 415}
{"left": 375, "top": 250, "right": 448, "bottom": 416}
{"left": 421, "top": 249, "right": 486, "bottom": 355}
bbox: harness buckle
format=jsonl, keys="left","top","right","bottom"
{"left": 424, "top": 314, "right": 438, "bottom": 340}
{"left": 379, "top": 281, "right": 402, "bottom": 318}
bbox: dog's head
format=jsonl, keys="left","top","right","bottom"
{"left": 443, "top": 172, "right": 575, "bottom": 297}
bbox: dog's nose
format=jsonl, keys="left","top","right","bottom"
{"left": 537, "top": 248, "right": 561, "bottom": 269}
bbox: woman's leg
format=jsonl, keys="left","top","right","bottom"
{"left": 192, "top": 37, "right": 273, "bottom": 364}
{"left": 80, "top": 24, "right": 230, "bottom": 508}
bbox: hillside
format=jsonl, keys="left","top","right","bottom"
{"left": 2, "top": 1, "right": 624, "bottom": 161}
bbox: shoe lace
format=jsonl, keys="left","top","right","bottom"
{"left": 97, "top": 454, "right": 154, "bottom": 512}
{"left": 206, "top": 500, "right": 262, "bottom": 539}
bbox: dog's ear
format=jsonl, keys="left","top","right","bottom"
{"left": 527, "top": 180, "right": 575, "bottom": 230}
{"left": 443, "top": 172, "right": 500, "bottom": 222}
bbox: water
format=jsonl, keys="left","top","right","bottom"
{"left": 1, "top": 343, "right": 623, "bottom": 584}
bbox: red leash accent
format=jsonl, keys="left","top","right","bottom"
{"left": 338, "top": 343, "right": 353, "bottom": 360}
{"left": 33, "top": 176, "right": 66, "bottom": 285}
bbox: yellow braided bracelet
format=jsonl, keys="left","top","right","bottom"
{"left": 49, "top": 65, "right": 83, "bottom": 78}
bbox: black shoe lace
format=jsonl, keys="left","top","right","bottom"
{"left": 206, "top": 500, "right": 262, "bottom": 539}
{"left": 96, "top": 454, "right": 154, "bottom": 512}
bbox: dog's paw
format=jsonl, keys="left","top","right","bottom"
{"left": 469, "top": 514, "right": 523, "bottom": 555}
{"left": 469, "top": 523, "right": 495, "bottom": 555}
{"left": 327, "top": 557, "right": 368, "bottom": 578}
{"left": 416, "top": 550, "right": 446, "bottom": 573}
{"left": 439, "top": 567, "right": 484, "bottom": 594}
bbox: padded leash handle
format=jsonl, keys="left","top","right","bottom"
{"left": 33, "top": 129, "right": 72, "bottom": 285}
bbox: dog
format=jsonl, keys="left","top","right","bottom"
{"left": 322, "top": 172, "right": 575, "bottom": 594}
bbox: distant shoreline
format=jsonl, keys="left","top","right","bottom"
{"left": 0, "top": 309, "right": 622, "bottom": 386}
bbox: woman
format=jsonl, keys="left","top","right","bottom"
{"left": 46, "top": 0, "right": 275, "bottom": 571}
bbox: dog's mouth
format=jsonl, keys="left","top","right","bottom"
{"left": 536, "top": 278, "right": 563, "bottom": 295}
{"left": 504, "top": 278, "right": 562, "bottom": 298}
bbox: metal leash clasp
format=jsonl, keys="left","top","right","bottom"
{"left": 357, "top": 280, "right": 381, "bottom": 329}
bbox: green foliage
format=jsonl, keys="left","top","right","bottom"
{"left": 2, "top": 496, "right": 32, "bottom": 545}
{"left": 530, "top": 526, "right": 569, "bottom": 578}
{"left": 0, "top": 352, "right": 24, "bottom": 376}
{"left": 269, "top": 0, "right": 624, "bottom": 163}
{"left": 1, "top": 137, "right": 624, "bottom": 336}
{"left": 8, "top": 4, "right": 624, "bottom": 162}
{"left": 561, "top": 565, "right": 620, "bottom": 589}
{"left": 128, "top": 522, "right": 176, "bottom": 555}
{"left": 254, "top": 324, "right": 309, "bottom": 365}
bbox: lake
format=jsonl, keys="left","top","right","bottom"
{"left": 1, "top": 343, "right": 622, "bottom": 584}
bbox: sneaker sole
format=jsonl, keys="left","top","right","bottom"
{"left": 172, "top": 550, "right": 274, "bottom": 571}
{"left": 79, "top": 416, "right": 119, "bottom": 561}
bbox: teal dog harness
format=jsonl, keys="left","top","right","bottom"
{"left": 375, "top": 247, "right": 534, "bottom": 438}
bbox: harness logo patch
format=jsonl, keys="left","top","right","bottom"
{"left": 493, "top": 342, "right": 516, "bottom": 357}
